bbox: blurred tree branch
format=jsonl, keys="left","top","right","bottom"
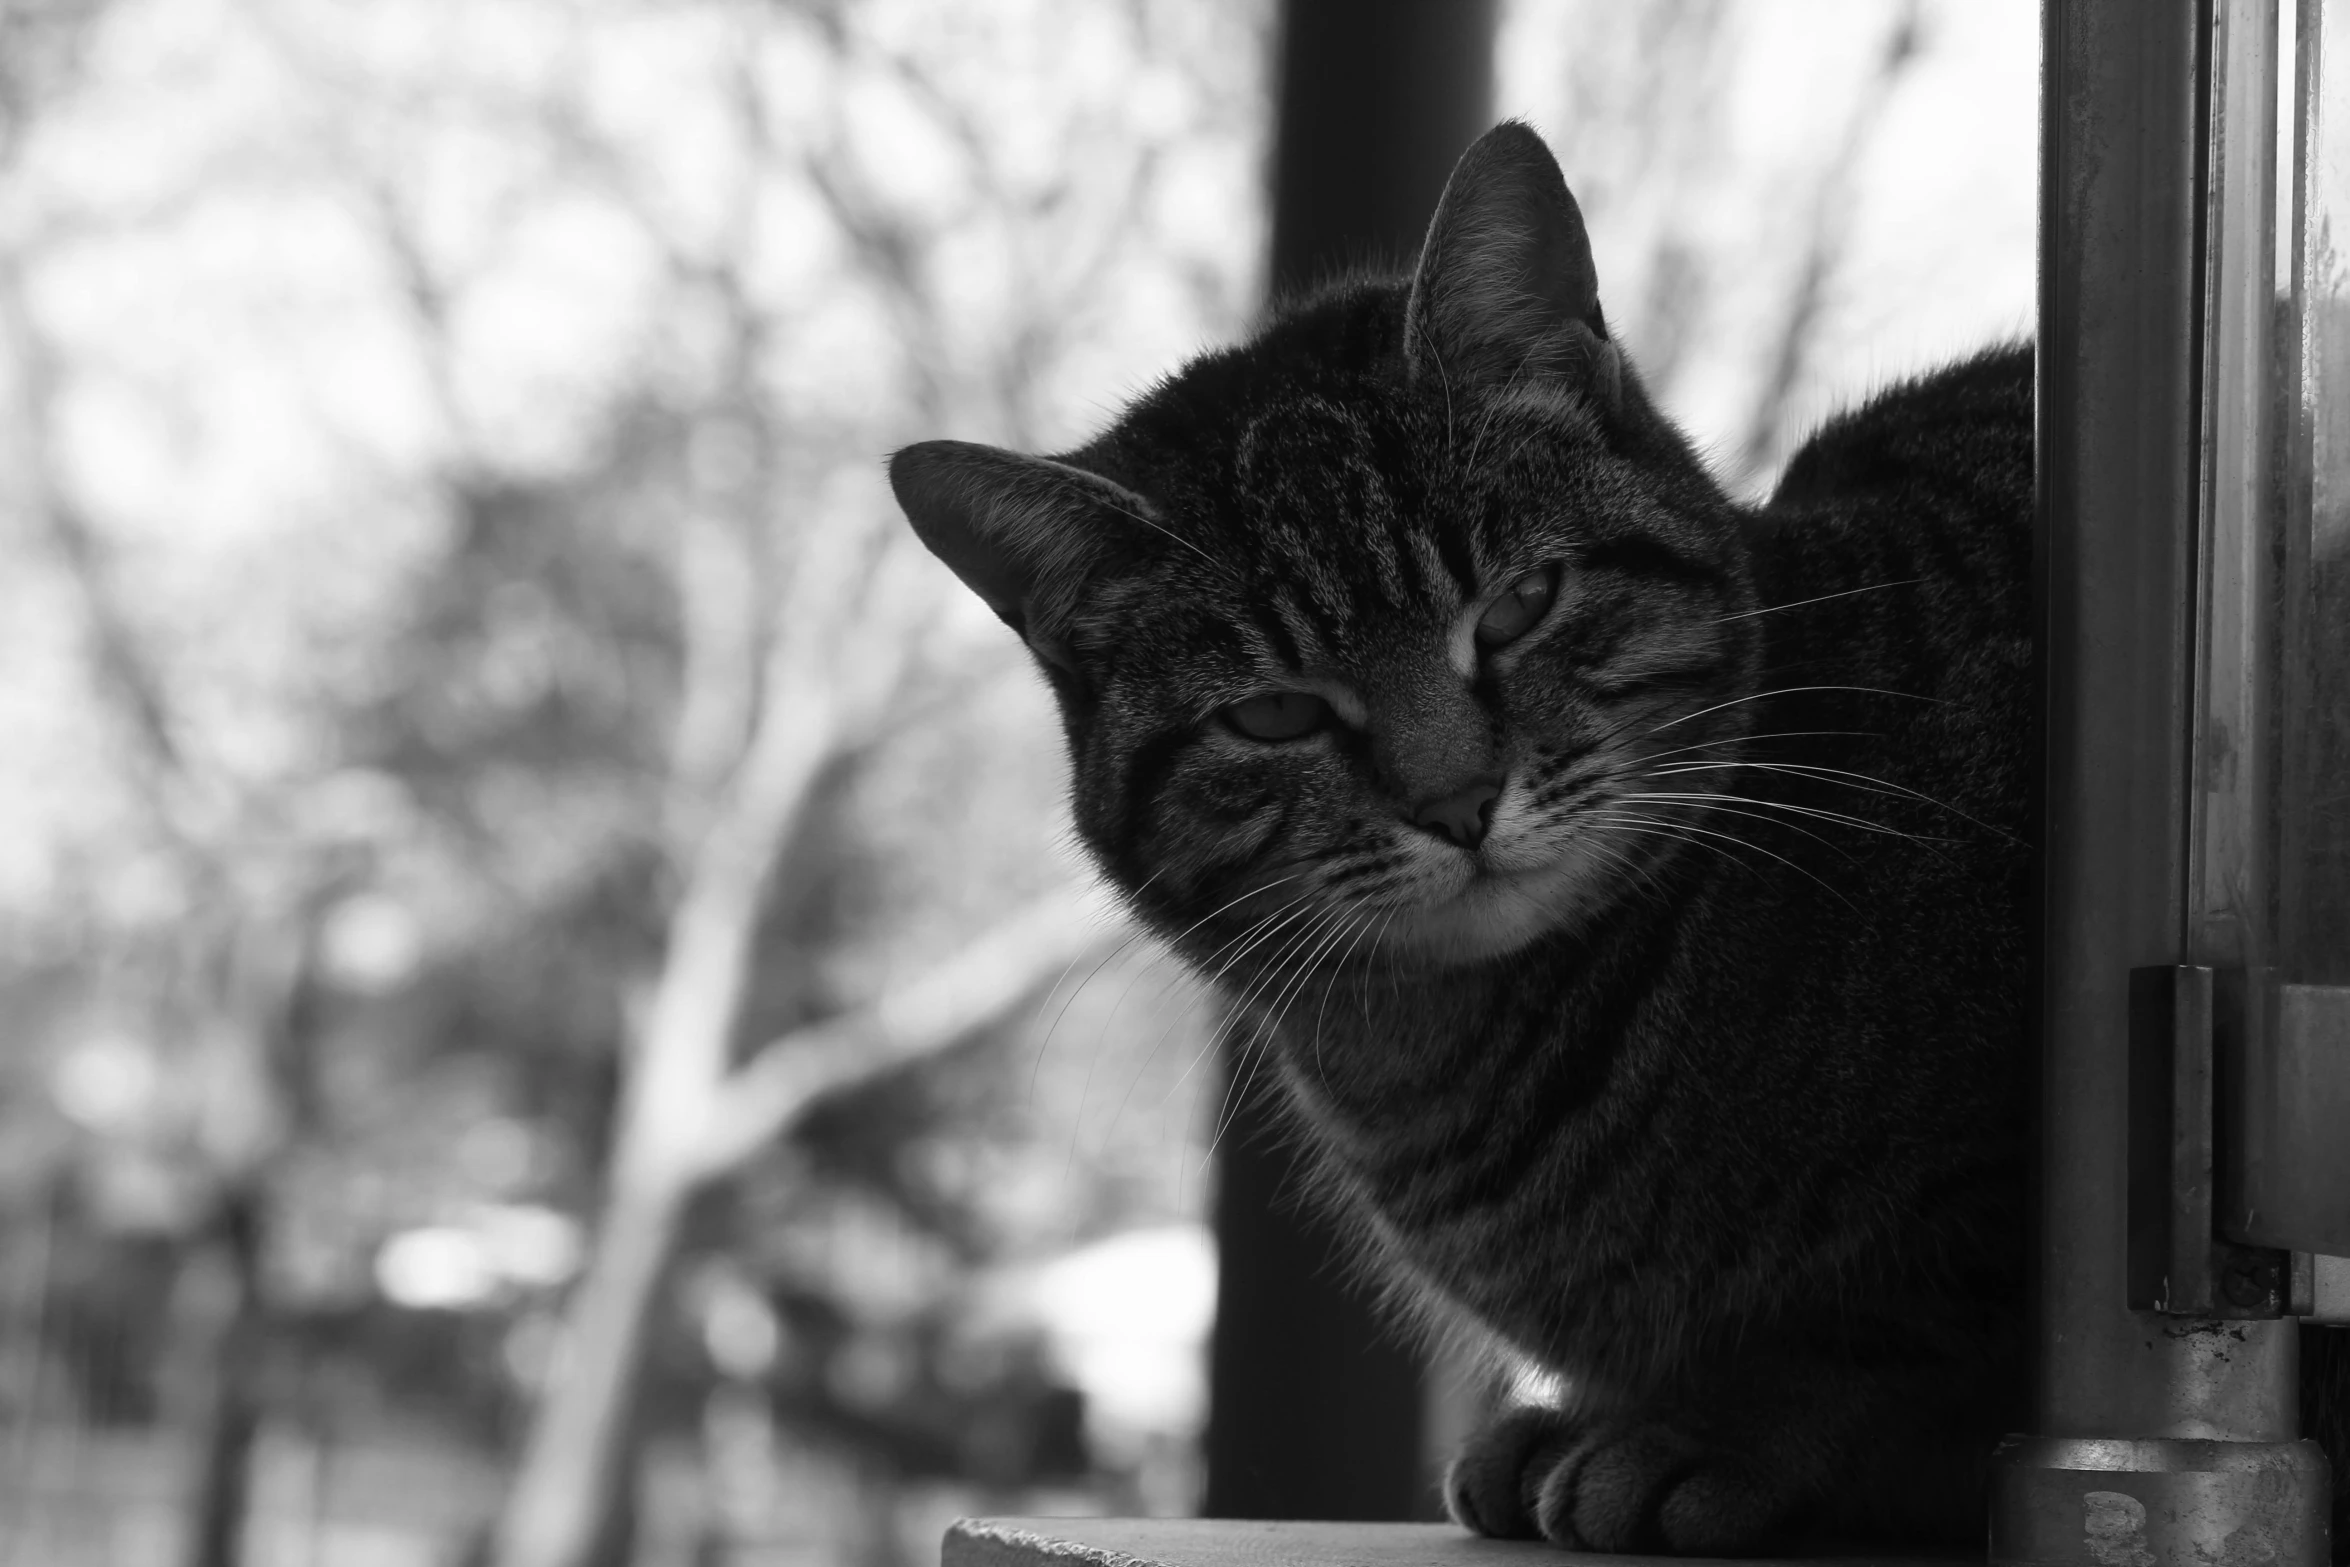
{"left": 0, "top": 218, "right": 344, "bottom": 1567}
{"left": 484, "top": 4, "right": 1198, "bottom": 1562}
{"left": 1731, "top": 1, "right": 1927, "bottom": 482}
{"left": 0, "top": 264, "right": 200, "bottom": 852}
{"left": 1, "top": 2, "right": 1238, "bottom": 1563}
{"left": 698, "top": 886, "right": 1118, "bottom": 1177}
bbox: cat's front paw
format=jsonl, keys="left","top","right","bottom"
{"left": 1445, "top": 1403, "right": 1799, "bottom": 1555}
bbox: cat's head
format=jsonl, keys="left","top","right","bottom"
{"left": 891, "top": 122, "right": 1758, "bottom": 967}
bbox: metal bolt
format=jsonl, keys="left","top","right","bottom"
{"left": 2221, "top": 1254, "right": 2281, "bottom": 1309}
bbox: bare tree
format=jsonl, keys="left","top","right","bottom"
{"left": 456, "top": 9, "right": 1230, "bottom": 1565}
{"left": 3, "top": 4, "right": 1253, "bottom": 1561}
{"left": 0, "top": 10, "right": 359, "bottom": 1561}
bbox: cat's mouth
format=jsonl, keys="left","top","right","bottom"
{"left": 1373, "top": 827, "right": 1630, "bottom": 964}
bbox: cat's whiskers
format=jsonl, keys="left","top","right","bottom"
{"left": 1493, "top": 811, "right": 1659, "bottom": 931}
{"left": 1259, "top": 898, "right": 1375, "bottom": 1057}
{"left": 1161, "top": 891, "right": 1343, "bottom": 1105}
{"left": 1312, "top": 902, "right": 1387, "bottom": 1086}
{"left": 1457, "top": 340, "right": 1552, "bottom": 478}
{"left": 1239, "top": 914, "right": 1360, "bottom": 1114}
{"left": 1197, "top": 892, "right": 1327, "bottom": 994}
{"left": 1459, "top": 389, "right": 1511, "bottom": 481}
{"left": 1029, "top": 865, "right": 1180, "bottom": 1106}
{"left": 1357, "top": 906, "right": 1401, "bottom": 1025}
{"left": 1583, "top": 813, "right": 1765, "bottom": 888}
{"left": 1703, "top": 579, "right": 1923, "bottom": 624}
{"left": 1624, "top": 791, "right": 1868, "bottom": 857}
{"left": 1095, "top": 964, "right": 1223, "bottom": 1157}
{"left": 1088, "top": 494, "right": 1216, "bottom": 563}
{"left": 1641, "top": 683, "right": 1949, "bottom": 739}
{"left": 1030, "top": 922, "right": 1152, "bottom": 1105}
{"left": 1045, "top": 869, "right": 1313, "bottom": 1135}
{"left": 1631, "top": 785, "right": 1958, "bottom": 846}
{"left": 1145, "top": 973, "right": 1255, "bottom": 1123}
{"left": 1579, "top": 690, "right": 1738, "bottom": 758}
{"left": 1417, "top": 316, "right": 1461, "bottom": 466}
{"left": 1047, "top": 865, "right": 1295, "bottom": 1033}
{"left": 1201, "top": 900, "right": 1362, "bottom": 1158}
{"left": 1068, "top": 895, "right": 1306, "bottom": 1182}
{"left": 1081, "top": 874, "right": 1332, "bottom": 1164}
{"left": 1633, "top": 729, "right": 1870, "bottom": 765}
{"left": 1172, "top": 940, "right": 1313, "bottom": 1146}
{"left": 1635, "top": 765, "right": 1964, "bottom": 841}
{"left": 1572, "top": 828, "right": 1672, "bottom": 912}
{"left": 1589, "top": 803, "right": 1857, "bottom": 909}
{"left": 1146, "top": 892, "right": 1320, "bottom": 1058}
{"left": 1649, "top": 759, "right": 2013, "bottom": 840}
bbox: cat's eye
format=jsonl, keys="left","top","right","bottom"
{"left": 1475, "top": 566, "right": 1560, "bottom": 649}
{"left": 1222, "top": 691, "right": 1333, "bottom": 742}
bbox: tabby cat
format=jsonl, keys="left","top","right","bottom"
{"left": 890, "top": 122, "right": 2342, "bottom": 1554}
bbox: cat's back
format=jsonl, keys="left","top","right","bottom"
{"left": 1736, "top": 347, "right": 2035, "bottom": 826}
{"left": 1767, "top": 344, "right": 2033, "bottom": 522}
{"left": 1685, "top": 344, "right": 2039, "bottom": 1120}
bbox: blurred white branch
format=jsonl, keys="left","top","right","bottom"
{"left": 0, "top": 4, "right": 1256, "bottom": 1564}
{"left": 698, "top": 885, "right": 1123, "bottom": 1176}
{"left": 1731, "top": 0, "right": 1928, "bottom": 481}
{"left": 0, "top": 258, "right": 209, "bottom": 867}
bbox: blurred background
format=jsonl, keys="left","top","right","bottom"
{"left": 0, "top": 1, "right": 2033, "bottom": 1564}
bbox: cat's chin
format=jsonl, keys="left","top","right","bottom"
{"left": 1374, "top": 846, "right": 1617, "bottom": 966}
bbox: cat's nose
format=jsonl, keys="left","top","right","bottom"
{"left": 1411, "top": 779, "right": 1501, "bottom": 850}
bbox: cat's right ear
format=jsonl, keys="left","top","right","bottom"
{"left": 1405, "top": 120, "right": 1622, "bottom": 414}
{"left": 888, "top": 440, "right": 1162, "bottom": 670}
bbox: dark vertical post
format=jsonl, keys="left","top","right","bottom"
{"left": 2030, "top": 0, "right": 2225, "bottom": 1440}
{"left": 1989, "top": 1, "right": 2329, "bottom": 1560}
{"left": 1200, "top": 0, "right": 1496, "bottom": 1523}
{"left": 1264, "top": 0, "right": 1500, "bottom": 296}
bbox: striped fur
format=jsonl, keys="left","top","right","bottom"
{"left": 892, "top": 123, "right": 2332, "bottom": 1556}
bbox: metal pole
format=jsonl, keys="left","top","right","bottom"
{"left": 1990, "top": 1, "right": 2330, "bottom": 1558}
{"left": 1202, "top": 0, "right": 1497, "bottom": 1522}
{"left": 2028, "top": 0, "right": 2253, "bottom": 1442}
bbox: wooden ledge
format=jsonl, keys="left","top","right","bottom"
{"left": 942, "top": 1517, "right": 1975, "bottom": 1567}
{"left": 943, "top": 1519, "right": 1558, "bottom": 1567}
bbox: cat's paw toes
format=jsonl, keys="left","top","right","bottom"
{"left": 1536, "top": 1426, "right": 1789, "bottom": 1555}
{"left": 1444, "top": 1405, "right": 1578, "bottom": 1540}
{"left": 1449, "top": 1407, "right": 1800, "bottom": 1555}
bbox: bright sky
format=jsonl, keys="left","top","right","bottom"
{"left": 1497, "top": 0, "right": 2039, "bottom": 482}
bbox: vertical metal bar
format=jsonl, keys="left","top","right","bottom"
{"left": 1991, "top": 0, "right": 2330, "bottom": 1559}
{"left": 2187, "top": 0, "right": 2281, "bottom": 984}
{"left": 2190, "top": 0, "right": 2305, "bottom": 1310}
{"left": 2031, "top": 0, "right": 2285, "bottom": 1451}
{"left": 2126, "top": 966, "right": 2221, "bottom": 1313}
{"left": 2231, "top": 0, "right": 2350, "bottom": 1258}
{"left": 1203, "top": 0, "right": 1497, "bottom": 1523}
{"left": 1263, "top": 0, "right": 1500, "bottom": 299}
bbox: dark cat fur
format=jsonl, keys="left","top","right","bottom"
{"left": 890, "top": 122, "right": 2346, "bottom": 1555}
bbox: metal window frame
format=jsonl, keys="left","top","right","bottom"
{"left": 1994, "top": 1, "right": 2343, "bottom": 1561}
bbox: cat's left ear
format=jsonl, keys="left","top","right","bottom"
{"left": 1404, "top": 120, "right": 1622, "bottom": 414}
{"left": 889, "top": 440, "right": 1164, "bottom": 670}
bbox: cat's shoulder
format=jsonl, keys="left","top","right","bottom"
{"left": 1766, "top": 343, "right": 2032, "bottom": 515}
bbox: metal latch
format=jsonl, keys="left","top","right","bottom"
{"left": 2128, "top": 967, "right": 2350, "bottom": 1321}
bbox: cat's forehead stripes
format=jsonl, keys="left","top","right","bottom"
{"left": 1270, "top": 587, "right": 1326, "bottom": 666}
{"left": 1219, "top": 397, "right": 1539, "bottom": 679}
{"left": 1234, "top": 399, "right": 1444, "bottom": 610}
